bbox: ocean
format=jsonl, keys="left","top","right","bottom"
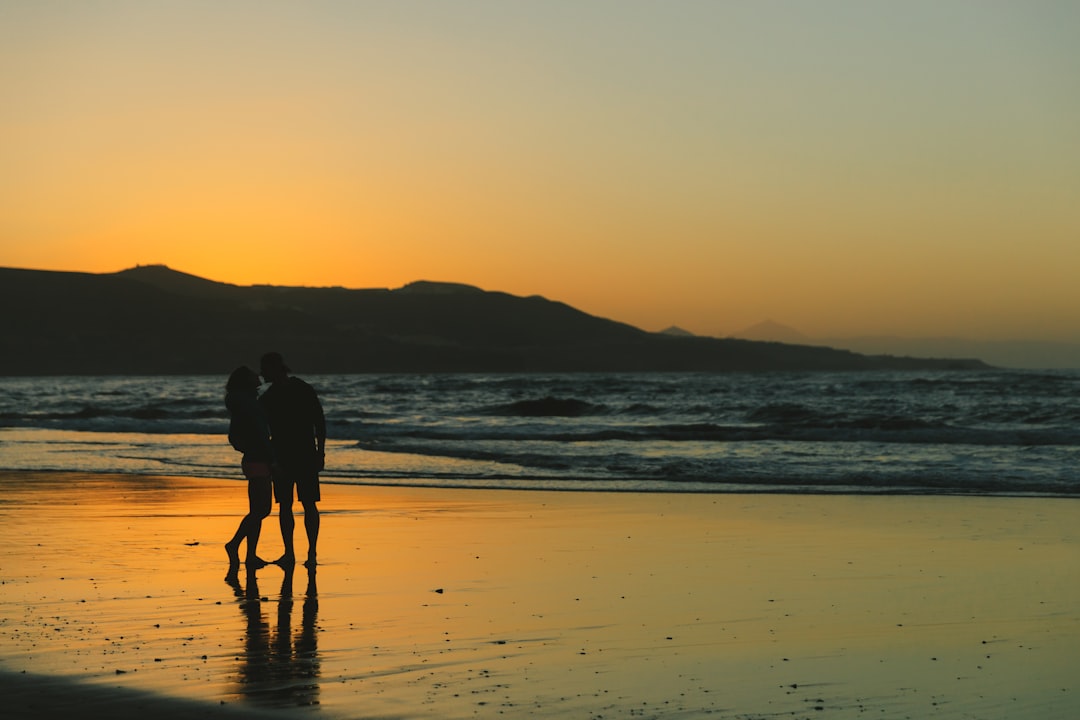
{"left": 1, "top": 370, "right": 1078, "bottom": 496}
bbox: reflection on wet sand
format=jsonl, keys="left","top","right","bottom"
{"left": 227, "top": 566, "right": 320, "bottom": 709}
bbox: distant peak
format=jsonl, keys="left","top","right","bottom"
{"left": 115, "top": 264, "right": 208, "bottom": 282}
{"left": 395, "top": 281, "right": 484, "bottom": 295}
{"left": 117, "top": 263, "right": 174, "bottom": 274}
{"left": 111, "top": 265, "right": 236, "bottom": 295}
{"left": 659, "top": 326, "right": 695, "bottom": 337}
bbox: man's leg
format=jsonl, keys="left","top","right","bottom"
{"left": 274, "top": 471, "right": 296, "bottom": 566}
{"left": 277, "top": 502, "right": 296, "bottom": 565}
{"left": 302, "top": 500, "right": 320, "bottom": 568}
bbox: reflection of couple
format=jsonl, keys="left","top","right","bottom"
{"left": 227, "top": 565, "right": 320, "bottom": 708}
{"left": 225, "top": 351, "right": 326, "bottom": 577}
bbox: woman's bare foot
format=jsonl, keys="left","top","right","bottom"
{"left": 225, "top": 541, "right": 241, "bottom": 566}
{"left": 273, "top": 553, "right": 296, "bottom": 567}
{"left": 303, "top": 553, "right": 317, "bottom": 569}
{"left": 246, "top": 556, "right": 269, "bottom": 570}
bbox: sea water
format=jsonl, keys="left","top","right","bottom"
{"left": 0, "top": 371, "right": 1078, "bottom": 496}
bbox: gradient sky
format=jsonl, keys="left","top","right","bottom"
{"left": 2, "top": 1, "right": 1078, "bottom": 341}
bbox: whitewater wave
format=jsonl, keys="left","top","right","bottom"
{"left": 2, "top": 370, "right": 1079, "bottom": 496}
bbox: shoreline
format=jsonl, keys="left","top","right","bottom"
{"left": 2, "top": 470, "right": 1078, "bottom": 718}
{"left": 7, "top": 465, "right": 1080, "bottom": 499}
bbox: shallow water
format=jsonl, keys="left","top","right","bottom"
{"left": 2, "top": 370, "right": 1079, "bottom": 495}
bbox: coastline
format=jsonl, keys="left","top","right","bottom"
{"left": 2, "top": 470, "right": 1077, "bottom": 718}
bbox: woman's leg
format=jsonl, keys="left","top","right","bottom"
{"left": 225, "top": 519, "right": 245, "bottom": 570}
{"left": 245, "top": 476, "right": 273, "bottom": 566}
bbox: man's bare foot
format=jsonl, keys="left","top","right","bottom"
{"left": 246, "top": 556, "right": 269, "bottom": 570}
{"left": 303, "top": 554, "right": 317, "bottom": 569}
{"left": 273, "top": 554, "right": 296, "bottom": 567}
{"left": 225, "top": 541, "right": 240, "bottom": 566}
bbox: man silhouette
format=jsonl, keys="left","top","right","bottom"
{"left": 259, "top": 352, "right": 326, "bottom": 568}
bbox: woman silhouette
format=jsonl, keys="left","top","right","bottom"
{"left": 224, "top": 365, "right": 276, "bottom": 578}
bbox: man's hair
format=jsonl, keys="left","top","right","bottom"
{"left": 260, "top": 352, "right": 291, "bottom": 373}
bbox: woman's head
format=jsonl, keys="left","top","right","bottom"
{"left": 226, "top": 366, "right": 261, "bottom": 394}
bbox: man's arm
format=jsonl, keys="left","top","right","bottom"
{"left": 312, "top": 389, "right": 327, "bottom": 457}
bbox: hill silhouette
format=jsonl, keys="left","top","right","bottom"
{"left": 0, "top": 265, "right": 989, "bottom": 375}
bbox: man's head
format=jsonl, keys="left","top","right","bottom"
{"left": 260, "top": 352, "right": 290, "bottom": 384}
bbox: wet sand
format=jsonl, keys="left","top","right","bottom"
{"left": 1, "top": 471, "right": 1077, "bottom": 718}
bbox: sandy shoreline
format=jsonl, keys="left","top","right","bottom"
{"left": 1, "top": 470, "right": 1077, "bottom": 718}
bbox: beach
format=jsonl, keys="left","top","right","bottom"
{"left": 1, "top": 472, "right": 1077, "bottom": 719}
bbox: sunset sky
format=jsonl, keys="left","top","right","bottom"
{"left": 2, "top": 1, "right": 1078, "bottom": 341}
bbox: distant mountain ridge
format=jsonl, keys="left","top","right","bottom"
{"left": 0, "top": 265, "right": 990, "bottom": 375}
{"left": 733, "top": 319, "right": 1079, "bottom": 370}
{"left": 736, "top": 320, "right": 808, "bottom": 344}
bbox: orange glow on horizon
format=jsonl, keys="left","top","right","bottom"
{"left": 2, "top": 3, "right": 1078, "bottom": 344}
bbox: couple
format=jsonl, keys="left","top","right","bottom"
{"left": 225, "top": 352, "right": 326, "bottom": 576}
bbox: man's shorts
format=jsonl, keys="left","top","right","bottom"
{"left": 273, "top": 457, "right": 321, "bottom": 505}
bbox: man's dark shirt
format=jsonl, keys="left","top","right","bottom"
{"left": 259, "top": 376, "right": 325, "bottom": 466}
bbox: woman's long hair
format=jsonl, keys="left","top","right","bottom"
{"left": 226, "top": 366, "right": 258, "bottom": 396}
